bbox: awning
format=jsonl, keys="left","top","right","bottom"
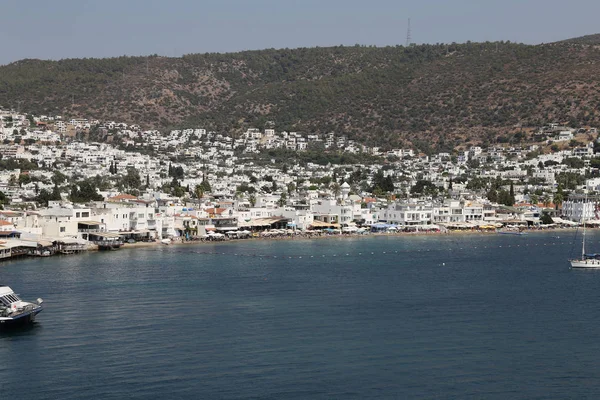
{"left": 0, "top": 240, "right": 37, "bottom": 249}
{"left": 551, "top": 217, "right": 578, "bottom": 226}
{"left": 78, "top": 221, "right": 103, "bottom": 226}
{"left": 54, "top": 237, "right": 87, "bottom": 244}
{"left": 310, "top": 220, "right": 340, "bottom": 228}
{"left": 238, "top": 217, "right": 287, "bottom": 227}
{"left": 89, "top": 232, "right": 121, "bottom": 238}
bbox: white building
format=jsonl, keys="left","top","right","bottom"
{"left": 562, "top": 195, "right": 600, "bottom": 222}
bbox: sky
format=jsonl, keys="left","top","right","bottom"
{"left": 2, "top": 0, "right": 600, "bottom": 65}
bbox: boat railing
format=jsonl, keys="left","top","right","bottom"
{"left": 4, "top": 303, "right": 39, "bottom": 317}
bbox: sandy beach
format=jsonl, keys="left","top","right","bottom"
{"left": 115, "top": 226, "right": 581, "bottom": 251}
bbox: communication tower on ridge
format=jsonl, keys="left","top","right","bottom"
{"left": 406, "top": 18, "right": 412, "bottom": 47}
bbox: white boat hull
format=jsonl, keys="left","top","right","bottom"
{"left": 570, "top": 259, "right": 600, "bottom": 269}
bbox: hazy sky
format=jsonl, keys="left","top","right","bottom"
{"left": 2, "top": 0, "right": 599, "bottom": 65}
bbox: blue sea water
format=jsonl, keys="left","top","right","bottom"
{"left": 1, "top": 231, "right": 600, "bottom": 399}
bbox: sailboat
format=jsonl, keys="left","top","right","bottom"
{"left": 570, "top": 203, "right": 600, "bottom": 269}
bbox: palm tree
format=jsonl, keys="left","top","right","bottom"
{"left": 194, "top": 184, "right": 204, "bottom": 200}
{"left": 330, "top": 182, "right": 341, "bottom": 199}
{"left": 541, "top": 194, "right": 551, "bottom": 208}
{"left": 529, "top": 194, "right": 539, "bottom": 205}
{"left": 553, "top": 192, "right": 564, "bottom": 210}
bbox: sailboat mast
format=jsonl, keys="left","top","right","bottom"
{"left": 582, "top": 217, "right": 586, "bottom": 259}
{"left": 582, "top": 196, "right": 587, "bottom": 259}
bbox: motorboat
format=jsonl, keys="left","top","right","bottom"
{"left": 0, "top": 285, "right": 44, "bottom": 326}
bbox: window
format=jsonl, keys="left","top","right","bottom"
{"left": 82, "top": 212, "right": 89, "bottom": 218}
{"left": 60, "top": 227, "right": 65, "bottom": 232}
{"left": 76, "top": 212, "right": 81, "bottom": 218}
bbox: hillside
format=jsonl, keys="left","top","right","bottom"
{"left": 558, "top": 34, "right": 600, "bottom": 45}
{"left": 2, "top": 39, "right": 600, "bottom": 151}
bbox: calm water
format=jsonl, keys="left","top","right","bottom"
{"left": 1, "top": 231, "right": 599, "bottom": 399}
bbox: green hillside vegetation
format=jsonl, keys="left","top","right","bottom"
{"left": 558, "top": 34, "right": 600, "bottom": 45}
{"left": 2, "top": 37, "right": 600, "bottom": 152}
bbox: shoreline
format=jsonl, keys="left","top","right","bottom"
{"left": 0, "top": 226, "right": 584, "bottom": 263}
{"left": 122, "top": 226, "right": 581, "bottom": 250}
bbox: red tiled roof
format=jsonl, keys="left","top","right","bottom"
{"left": 206, "top": 208, "right": 226, "bottom": 215}
{"left": 107, "top": 193, "right": 138, "bottom": 201}
{"left": 0, "top": 211, "right": 20, "bottom": 216}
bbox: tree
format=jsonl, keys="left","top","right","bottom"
{"left": 249, "top": 194, "right": 257, "bottom": 207}
{"left": 466, "top": 159, "right": 480, "bottom": 169}
{"left": 122, "top": 167, "right": 141, "bottom": 191}
{"left": 556, "top": 172, "right": 585, "bottom": 190}
{"left": 277, "top": 192, "right": 287, "bottom": 207}
{"left": 563, "top": 157, "right": 585, "bottom": 169}
{"left": 286, "top": 182, "right": 296, "bottom": 194}
{"left": 52, "top": 171, "right": 67, "bottom": 186}
{"left": 498, "top": 189, "right": 514, "bottom": 206}
{"left": 554, "top": 187, "right": 565, "bottom": 209}
{"left": 261, "top": 185, "right": 272, "bottom": 193}
{"left": 529, "top": 194, "right": 539, "bottom": 205}
{"left": 173, "top": 185, "right": 186, "bottom": 198}
{"left": 569, "top": 139, "right": 581, "bottom": 148}
{"left": 330, "top": 182, "right": 341, "bottom": 198}
{"left": 372, "top": 170, "right": 394, "bottom": 193}
{"left": 540, "top": 211, "right": 554, "bottom": 225}
{"left": 410, "top": 180, "right": 438, "bottom": 197}
{"left": 35, "top": 187, "right": 62, "bottom": 207}
{"left": 70, "top": 180, "right": 103, "bottom": 203}
{"left": 509, "top": 182, "right": 515, "bottom": 204}
{"left": 0, "top": 191, "right": 7, "bottom": 209}
{"left": 194, "top": 184, "right": 205, "bottom": 200}
{"left": 200, "top": 179, "right": 211, "bottom": 194}
{"left": 236, "top": 182, "right": 256, "bottom": 194}
{"left": 541, "top": 194, "right": 551, "bottom": 208}
{"left": 18, "top": 173, "right": 31, "bottom": 187}
{"left": 172, "top": 166, "right": 184, "bottom": 180}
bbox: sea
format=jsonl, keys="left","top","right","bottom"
{"left": 1, "top": 230, "right": 600, "bottom": 399}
